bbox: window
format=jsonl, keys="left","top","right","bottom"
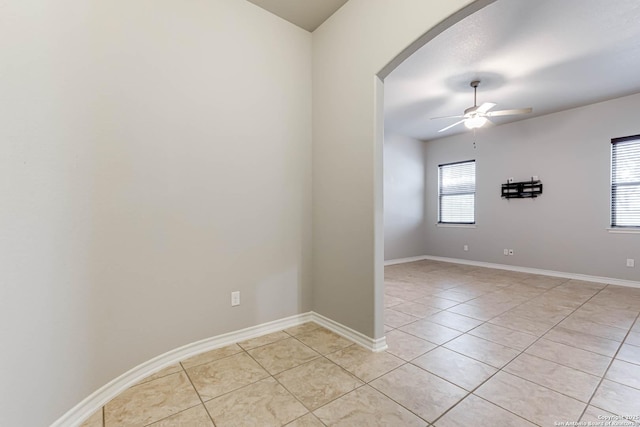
{"left": 438, "top": 160, "right": 476, "bottom": 224}
{"left": 611, "top": 135, "right": 640, "bottom": 228}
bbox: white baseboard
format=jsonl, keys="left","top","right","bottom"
{"left": 52, "top": 311, "right": 384, "bottom": 427}
{"left": 311, "top": 312, "right": 388, "bottom": 352}
{"left": 385, "top": 255, "right": 640, "bottom": 289}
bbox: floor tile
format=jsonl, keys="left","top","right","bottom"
{"left": 247, "top": 337, "right": 319, "bottom": 375}
{"left": 384, "top": 294, "right": 406, "bottom": 308}
{"left": 284, "top": 322, "right": 321, "bottom": 337}
{"left": 370, "top": 364, "right": 466, "bottom": 423}
{"left": 138, "top": 364, "right": 183, "bottom": 385}
{"left": 391, "top": 302, "right": 441, "bottom": 318}
{"left": 147, "top": 405, "right": 213, "bottom": 426}
{"left": 616, "top": 344, "right": 640, "bottom": 365}
{"left": 446, "top": 303, "right": 508, "bottom": 321}
{"left": 433, "top": 289, "right": 476, "bottom": 302}
{"left": 104, "top": 372, "right": 201, "bottom": 426}
{"left": 525, "top": 338, "right": 611, "bottom": 376}
{"left": 488, "top": 312, "right": 554, "bottom": 336}
{"left": 543, "top": 326, "right": 621, "bottom": 357}
{"left": 414, "top": 295, "right": 460, "bottom": 310}
{"left": 520, "top": 275, "right": 568, "bottom": 289}
{"left": 573, "top": 303, "right": 638, "bottom": 330}
{"left": 384, "top": 308, "right": 421, "bottom": 328}
{"left": 80, "top": 409, "right": 103, "bottom": 427}
{"left": 514, "top": 301, "right": 573, "bottom": 324}
{"left": 185, "top": 352, "right": 269, "bottom": 401}
{"left": 384, "top": 329, "right": 437, "bottom": 361}
{"left": 204, "top": 377, "right": 307, "bottom": 427}
{"left": 504, "top": 353, "right": 600, "bottom": 402}
{"left": 326, "top": 344, "right": 404, "bottom": 382}
{"left": 181, "top": 344, "right": 243, "bottom": 369}
{"left": 606, "top": 359, "right": 640, "bottom": 389}
{"left": 559, "top": 315, "right": 628, "bottom": 342}
{"left": 444, "top": 334, "right": 520, "bottom": 368}
{"left": 475, "top": 371, "right": 585, "bottom": 426}
{"left": 626, "top": 331, "right": 640, "bottom": 347}
{"left": 426, "top": 311, "right": 483, "bottom": 332}
{"left": 465, "top": 292, "right": 526, "bottom": 308}
{"left": 412, "top": 347, "right": 497, "bottom": 391}
{"left": 580, "top": 405, "right": 620, "bottom": 424}
{"left": 434, "top": 394, "right": 535, "bottom": 427}
{"left": 238, "top": 331, "right": 290, "bottom": 351}
{"left": 313, "top": 385, "right": 427, "bottom": 426}
{"left": 591, "top": 380, "right": 640, "bottom": 416}
{"left": 469, "top": 323, "right": 537, "bottom": 351}
{"left": 285, "top": 413, "right": 324, "bottom": 427}
{"left": 296, "top": 328, "right": 353, "bottom": 355}
{"left": 274, "top": 358, "right": 363, "bottom": 410}
{"left": 398, "top": 319, "right": 462, "bottom": 345}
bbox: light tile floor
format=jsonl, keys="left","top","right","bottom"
{"left": 81, "top": 260, "right": 640, "bottom": 426}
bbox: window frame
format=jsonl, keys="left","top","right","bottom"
{"left": 437, "top": 159, "right": 476, "bottom": 225}
{"left": 611, "top": 134, "right": 640, "bottom": 229}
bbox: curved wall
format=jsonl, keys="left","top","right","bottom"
{"left": 1, "top": 1, "right": 311, "bottom": 425}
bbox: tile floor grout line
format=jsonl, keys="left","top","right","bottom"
{"left": 577, "top": 310, "right": 640, "bottom": 422}
{"left": 405, "top": 275, "right": 616, "bottom": 426}
{"left": 178, "top": 361, "right": 218, "bottom": 427}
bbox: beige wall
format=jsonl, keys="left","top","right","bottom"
{"left": 312, "top": 0, "right": 474, "bottom": 338}
{"left": 0, "top": 0, "right": 495, "bottom": 424}
{"left": 384, "top": 132, "right": 428, "bottom": 260}
{"left": 423, "top": 93, "right": 640, "bottom": 282}
{"left": 0, "top": 1, "right": 311, "bottom": 425}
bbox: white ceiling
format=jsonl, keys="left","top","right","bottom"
{"left": 246, "top": 0, "right": 348, "bottom": 32}
{"left": 384, "top": 0, "right": 640, "bottom": 141}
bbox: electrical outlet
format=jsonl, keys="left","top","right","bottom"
{"left": 463, "top": 245, "right": 469, "bottom": 251}
{"left": 627, "top": 259, "right": 635, "bottom": 268}
{"left": 508, "top": 249, "right": 514, "bottom": 256}
{"left": 231, "top": 291, "right": 240, "bottom": 306}
{"left": 504, "top": 249, "right": 509, "bottom": 256}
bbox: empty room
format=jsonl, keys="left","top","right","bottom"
{"left": 2, "top": 0, "right": 639, "bottom": 426}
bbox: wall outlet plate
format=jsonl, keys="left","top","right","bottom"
{"left": 508, "top": 249, "right": 514, "bottom": 256}
{"left": 463, "top": 245, "right": 469, "bottom": 251}
{"left": 627, "top": 259, "right": 635, "bottom": 268}
{"left": 231, "top": 291, "right": 240, "bottom": 306}
{"left": 504, "top": 249, "right": 509, "bottom": 256}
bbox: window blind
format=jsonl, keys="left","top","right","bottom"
{"left": 612, "top": 135, "right": 640, "bottom": 228}
{"left": 439, "top": 160, "right": 476, "bottom": 224}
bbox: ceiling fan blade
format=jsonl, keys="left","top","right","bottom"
{"left": 486, "top": 107, "right": 532, "bottom": 117}
{"left": 430, "top": 114, "right": 465, "bottom": 120}
{"left": 477, "top": 102, "right": 496, "bottom": 113}
{"left": 437, "top": 119, "right": 466, "bottom": 133}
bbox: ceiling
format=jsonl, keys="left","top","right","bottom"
{"left": 246, "top": 0, "right": 348, "bottom": 32}
{"left": 384, "top": 0, "right": 640, "bottom": 141}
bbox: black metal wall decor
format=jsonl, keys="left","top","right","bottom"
{"left": 501, "top": 178, "right": 543, "bottom": 199}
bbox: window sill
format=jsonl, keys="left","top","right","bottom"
{"left": 607, "top": 228, "right": 640, "bottom": 234}
{"left": 437, "top": 223, "right": 476, "bottom": 229}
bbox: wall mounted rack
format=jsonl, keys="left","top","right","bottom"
{"left": 501, "top": 179, "right": 543, "bottom": 199}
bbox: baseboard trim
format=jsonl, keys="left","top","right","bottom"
{"left": 52, "top": 311, "right": 384, "bottom": 427}
{"left": 385, "top": 255, "right": 640, "bottom": 289}
{"left": 311, "top": 312, "right": 388, "bottom": 352}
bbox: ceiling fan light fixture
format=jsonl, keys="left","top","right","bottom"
{"left": 464, "top": 115, "right": 487, "bottom": 129}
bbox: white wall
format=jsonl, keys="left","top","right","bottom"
{"left": 423, "top": 92, "right": 640, "bottom": 281}
{"left": 0, "top": 1, "right": 311, "bottom": 425}
{"left": 312, "top": 0, "right": 474, "bottom": 338}
{"left": 384, "top": 133, "right": 427, "bottom": 260}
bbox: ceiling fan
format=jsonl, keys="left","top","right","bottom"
{"left": 432, "top": 80, "right": 532, "bottom": 133}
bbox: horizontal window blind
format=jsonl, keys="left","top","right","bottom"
{"left": 439, "top": 160, "right": 475, "bottom": 224}
{"left": 612, "top": 135, "right": 640, "bottom": 228}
